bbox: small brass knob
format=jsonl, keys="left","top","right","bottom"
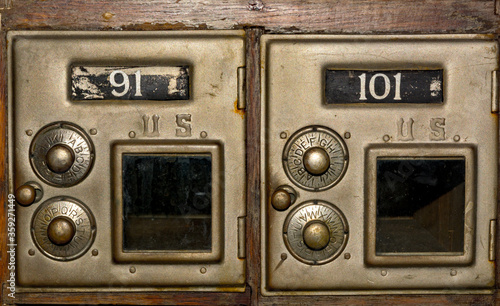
{"left": 303, "top": 147, "right": 330, "bottom": 176}
{"left": 15, "top": 184, "right": 36, "bottom": 206}
{"left": 46, "top": 144, "right": 74, "bottom": 173}
{"left": 271, "top": 189, "right": 292, "bottom": 211}
{"left": 47, "top": 217, "right": 76, "bottom": 246}
{"left": 303, "top": 221, "right": 330, "bottom": 251}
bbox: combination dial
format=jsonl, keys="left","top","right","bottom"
{"left": 30, "top": 122, "right": 95, "bottom": 187}
{"left": 31, "top": 196, "right": 96, "bottom": 261}
{"left": 283, "top": 126, "right": 348, "bottom": 191}
{"left": 283, "top": 201, "right": 348, "bottom": 265}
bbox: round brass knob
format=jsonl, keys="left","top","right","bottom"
{"left": 303, "top": 221, "right": 330, "bottom": 251}
{"left": 303, "top": 147, "right": 330, "bottom": 176}
{"left": 15, "top": 184, "right": 36, "bottom": 206}
{"left": 46, "top": 144, "right": 74, "bottom": 173}
{"left": 47, "top": 217, "right": 76, "bottom": 246}
{"left": 271, "top": 189, "right": 292, "bottom": 211}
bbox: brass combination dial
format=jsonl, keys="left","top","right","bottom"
{"left": 283, "top": 126, "right": 348, "bottom": 191}
{"left": 283, "top": 201, "right": 348, "bottom": 265}
{"left": 30, "top": 122, "right": 95, "bottom": 187}
{"left": 31, "top": 196, "right": 96, "bottom": 261}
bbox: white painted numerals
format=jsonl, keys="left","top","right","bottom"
{"left": 110, "top": 70, "right": 143, "bottom": 97}
{"left": 359, "top": 72, "right": 401, "bottom": 101}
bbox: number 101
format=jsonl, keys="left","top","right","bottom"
{"left": 358, "top": 73, "right": 402, "bottom": 101}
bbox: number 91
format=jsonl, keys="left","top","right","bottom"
{"left": 109, "top": 70, "right": 142, "bottom": 97}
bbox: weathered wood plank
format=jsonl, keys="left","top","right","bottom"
{"left": 12, "top": 290, "right": 251, "bottom": 305}
{"left": 1, "top": 0, "right": 498, "bottom": 33}
{"left": 259, "top": 294, "right": 498, "bottom": 305}
{"left": 245, "top": 27, "right": 262, "bottom": 306}
{"left": 0, "top": 31, "right": 8, "bottom": 306}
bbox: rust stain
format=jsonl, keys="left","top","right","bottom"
{"left": 233, "top": 100, "right": 245, "bottom": 119}
{"left": 102, "top": 12, "right": 115, "bottom": 21}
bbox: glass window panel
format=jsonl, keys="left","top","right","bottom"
{"left": 122, "top": 154, "right": 212, "bottom": 251}
{"left": 376, "top": 158, "right": 465, "bottom": 254}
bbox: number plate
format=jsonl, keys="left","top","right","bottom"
{"left": 71, "top": 66, "right": 189, "bottom": 100}
{"left": 325, "top": 70, "right": 443, "bottom": 104}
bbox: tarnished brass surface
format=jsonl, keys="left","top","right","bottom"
{"left": 47, "top": 217, "right": 76, "bottom": 246}
{"left": 29, "top": 122, "right": 94, "bottom": 187}
{"left": 261, "top": 35, "right": 498, "bottom": 294}
{"left": 282, "top": 126, "right": 348, "bottom": 191}
{"left": 271, "top": 189, "right": 291, "bottom": 211}
{"left": 303, "top": 147, "right": 330, "bottom": 176}
{"left": 303, "top": 221, "right": 330, "bottom": 251}
{"left": 283, "top": 201, "right": 348, "bottom": 265}
{"left": 31, "top": 197, "right": 96, "bottom": 261}
{"left": 15, "top": 184, "right": 36, "bottom": 206}
{"left": 45, "top": 144, "right": 75, "bottom": 173}
{"left": 9, "top": 31, "right": 246, "bottom": 290}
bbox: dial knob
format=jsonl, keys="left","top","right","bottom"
{"left": 303, "top": 221, "right": 330, "bottom": 250}
{"left": 15, "top": 184, "right": 36, "bottom": 206}
{"left": 303, "top": 147, "right": 330, "bottom": 175}
{"left": 46, "top": 144, "right": 75, "bottom": 173}
{"left": 270, "top": 185, "right": 297, "bottom": 211}
{"left": 271, "top": 189, "right": 292, "bottom": 211}
{"left": 47, "top": 217, "right": 76, "bottom": 246}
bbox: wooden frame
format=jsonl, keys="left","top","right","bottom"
{"left": 1, "top": 1, "right": 499, "bottom": 305}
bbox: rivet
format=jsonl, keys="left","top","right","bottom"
{"left": 381, "top": 270, "right": 388, "bottom": 276}
{"left": 129, "top": 266, "right": 136, "bottom": 273}
{"left": 89, "top": 128, "right": 98, "bottom": 135}
{"left": 450, "top": 269, "right": 457, "bottom": 276}
{"left": 25, "top": 129, "right": 33, "bottom": 136}
{"left": 92, "top": 249, "right": 99, "bottom": 256}
{"left": 200, "top": 267, "right": 207, "bottom": 274}
{"left": 383, "top": 135, "right": 390, "bottom": 142}
{"left": 344, "top": 132, "right": 351, "bottom": 139}
{"left": 281, "top": 253, "right": 287, "bottom": 261}
{"left": 280, "top": 131, "right": 287, "bottom": 139}
{"left": 128, "top": 131, "right": 136, "bottom": 138}
{"left": 28, "top": 249, "right": 35, "bottom": 256}
{"left": 200, "top": 131, "right": 208, "bottom": 138}
{"left": 453, "top": 135, "right": 460, "bottom": 142}
{"left": 344, "top": 253, "right": 351, "bottom": 260}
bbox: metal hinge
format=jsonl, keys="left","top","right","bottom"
{"left": 492, "top": 71, "right": 498, "bottom": 113}
{"left": 489, "top": 219, "right": 496, "bottom": 261}
{"left": 237, "top": 67, "right": 246, "bottom": 110}
{"left": 238, "top": 216, "right": 246, "bottom": 259}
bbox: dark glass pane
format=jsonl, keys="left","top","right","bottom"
{"left": 122, "top": 154, "right": 212, "bottom": 251}
{"left": 376, "top": 158, "right": 465, "bottom": 254}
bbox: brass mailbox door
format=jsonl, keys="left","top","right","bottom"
{"left": 9, "top": 31, "right": 246, "bottom": 290}
{"left": 261, "top": 35, "right": 498, "bottom": 294}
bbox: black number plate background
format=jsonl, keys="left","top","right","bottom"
{"left": 325, "top": 70, "right": 443, "bottom": 104}
{"left": 71, "top": 66, "right": 189, "bottom": 101}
